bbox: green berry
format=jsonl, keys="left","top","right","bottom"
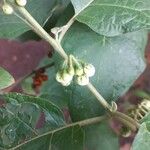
{"left": 76, "top": 75, "right": 89, "bottom": 86}
{"left": 56, "top": 72, "right": 62, "bottom": 83}
{"left": 15, "top": 0, "right": 27, "bottom": 7}
{"left": 75, "top": 67, "right": 84, "bottom": 76}
{"left": 62, "top": 71, "right": 73, "bottom": 83}
{"left": 84, "top": 64, "right": 95, "bottom": 77}
{"left": 2, "top": 4, "right": 13, "bottom": 15}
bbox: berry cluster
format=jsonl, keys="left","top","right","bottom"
{"left": 32, "top": 68, "right": 48, "bottom": 89}
{"left": 56, "top": 55, "right": 95, "bottom": 86}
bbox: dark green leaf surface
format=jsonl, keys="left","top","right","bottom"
{"left": 0, "top": 93, "right": 65, "bottom": 149}
{"left": 0, "top": 0, "right": 57, "bottom": 38}
{"left": 72, "top": 0, "right": 150, "bottom": 36}
{"left": 15, "top": 125, "right": 84, "bottom": 150}
{"left": 1, "top": 114, "right": 115, "bottom": 150}
{"left": 84, "top": 122, "right": 119, "bottom": 150}
{"left": 21, "top": 77, "right": 36, "bottom": 95}
{"left": 132, "top": 122, "right": 150, "bottom": 150}
{"left": 71, "top": 0, "right": 93, "bottom": 14}
{"left": 0, "top": 67, "right": 14, "bottom": 90}
{"left": 140, "top": 112, "right": 150, "bottom": 124}
{"left": 55, "top": 23, "right": 147, "bottom": 121}
{"left": 50, "top": 125, "right": 84, "bottom": 150}
{"left": 14, "top": 121, "right": 118, "bottom": 150}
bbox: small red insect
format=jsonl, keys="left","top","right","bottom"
{"left": 32, "top": 68, "right": 48, "bottom": 90}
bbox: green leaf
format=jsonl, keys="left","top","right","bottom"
{"left": 0, "top": 93, "right": 65, "bottom": 149}
{"left": 0, "top": 0, "right": 57, "bottom": 38}
{"left": 21, "top": 121, "right": 117, "bottom": 150}
{"left": 0, "top": 67, "right": 14, "bottom": 90}
{"left": 22, "top": 120, "right": 117, "bottom": 150}
{"left": 11, "top": 125, "right": 84, "bottom": 150}
{"left": 49, "top": 125, "right": 84, "bottom": 150}
{"left": 140, "top": 112, "right": 150, "bottom": 124}
{"left": 71, "top": 0, "right": 150, "bottom": 36}
{"left": 132, "top": 122, "right": 150, "bottom": 150}
{"left": 21, "top": 77, "right": 36, "bottom": 95}
{"left": 71, "top": 0, "right": 94, "bottom": 14}
{"left": 134, "top": 90, "right": 150, "bottom": 99}
{"left": 84, "top": 122, "right": 119, "bottom": 150}
{"left": 59, "top": 0, "right": 71, "bottom": 8}
{"left": 54, "top": 23, "right": 147, "bottom": 121}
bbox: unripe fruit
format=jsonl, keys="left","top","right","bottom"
{"left": 75, "top": 67, "right": 84, "bottom": 76}
{"left": 2, "top": 4, "right": 13, "bottom": 15}
{"left": 56, "top": 71, "right": 73, "bottom": 86}
{"left": 84, "top": 64, "right": 95, "bottom": 77}
{"left": 56, "top": 72, "right": 62, "bottom": 83}
{"left": 15, "top": 0, "right": 27, "bottom": 7}
{"left": 62, "top": 72, "right": 73, "bottom": 83}
{"left": 76, "top": 75, "right": 89, "bottom": 86}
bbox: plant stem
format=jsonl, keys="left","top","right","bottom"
{"left": 114, "top": 116, "right": 137, "bottom": 132}
{"left": 16, "top": 6, "right": 68, "bottom": 60}
{"left": 87, "top": 82, "right": 111, "bottom": 110}
{"left": 113, "top": 111, "right": 140, "bottom": 129}
{"left": 59, "top": 15, "right": 75, "bottom": 42}
{"left": 9, "top": 116, "right": 106, "bottom": 150}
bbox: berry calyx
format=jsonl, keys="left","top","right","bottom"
{"left": 75, "top": 67, "right": 84, "bottom": 76}
{"left": 67, "top": 55, "right": 75, "bottom": 76}
{"left": 56, "top": 71, "right": 73, "bottom": 86}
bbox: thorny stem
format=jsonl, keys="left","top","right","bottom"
{"left": 8, "top": 116, "right": 106, "bottom": 150}
{"left": 4, "top": 3, "right": 139, "bottom": 131}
